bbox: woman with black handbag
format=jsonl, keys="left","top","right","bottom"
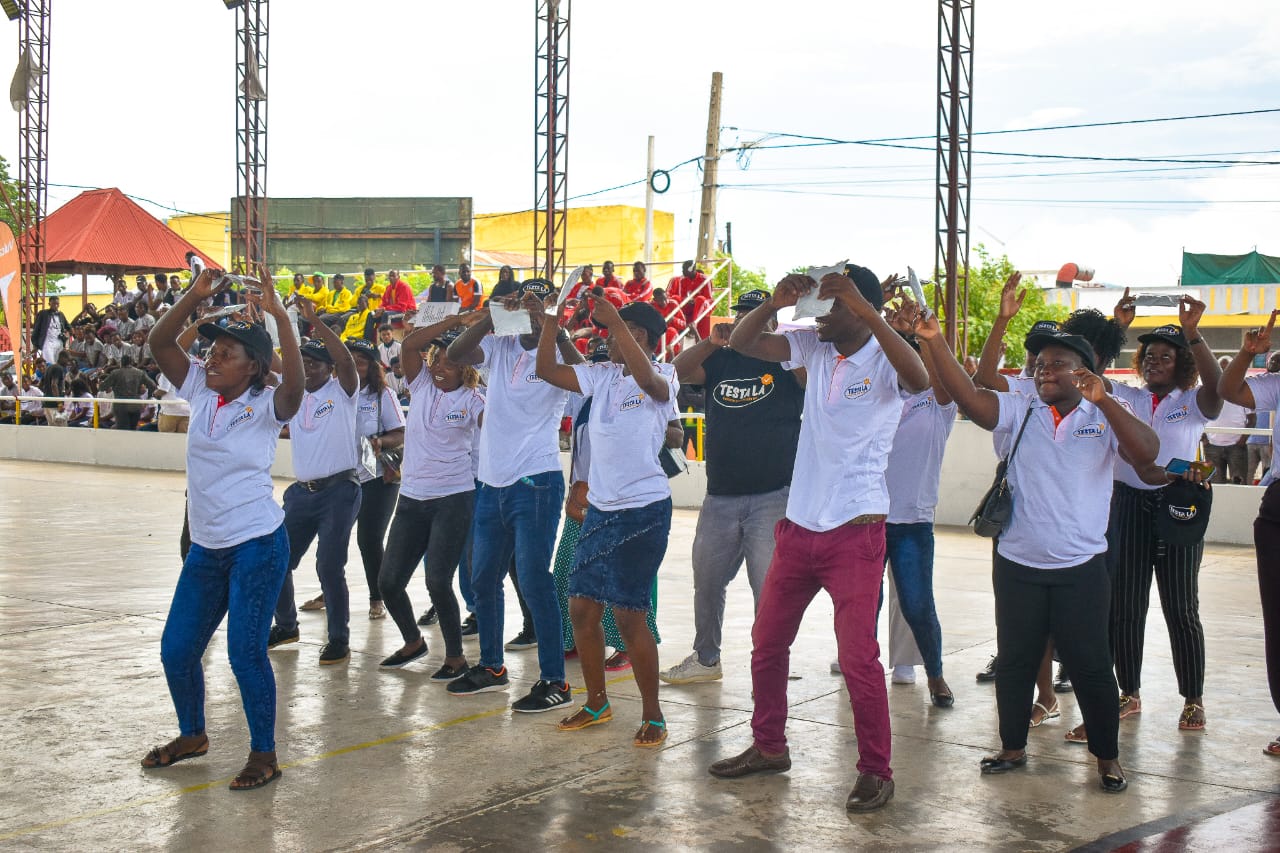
{"left": 913, "top": 307, "right": 1159, "bottom": 793}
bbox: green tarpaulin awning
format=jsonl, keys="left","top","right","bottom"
{"left": 1181, "top": 250, "right": 1280, "bottom": 286}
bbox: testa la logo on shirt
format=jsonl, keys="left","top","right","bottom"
{"left": 444, "top": 409, "right": 468, "bottom": 424}
{"left": 525, "top": 372, "right": 544, "bottom": 384}
{"left": 713, "top": 373, "right": 775, "bottom": 409}
{"left": 1072, "top": 422, "right": 1107, "bottom": 438}
{"left": 844, "top": 377, "right": 872, "bottom": 400}
{"left": 910, "top": 394, "right": 935, "bottom": 411}
{"left": 1164, "top": 406, "right": 1189, "bottom": 423}
{"left": 227, "top": 406, "right": 254, "bottom": 430}
{"left": 620, "top": 393, "right": 645, "bottom": 412}
{"left": 313, "top": 400, "right": 335, "bottom": 419}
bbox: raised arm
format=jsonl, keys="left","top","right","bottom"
{"left": 912, "top": 307, "right": 1001, "bottom": 429}
{"left": 296, "top": 296, "right": 358, "bottom": 396}
{"left": 886, "top": 302, "right": 952, "bottom": 405}
{"left": 672, "top": 323, "right": 730, "bottom": 385}
{"left": 403, "top": 312, "right": 486, "bottom": 384}
{"left": 1077, "top": 369, "right": 1159, "bottom": 468}
{"left": 149, "top": 269, "right": 221, "bottom": 387}
{"left": 1220, "top": 310, "right": 1276, "bottom": 409}
{"left": 975, "top": 272, "right": 1023, "bottom": 391}
{"left": 535, "top": 301, "right": 581, "bottom": 393}
{"left": 1172, "top": 296, "right": 1222, "bottom": 418}
{"left": 729, "top": 275, "right": 807, "bottom": 362}
{"left": 590, "top": 294, "right": 669, "bottom": 402}
{"left": 251, "top": 269, "right": 304, "bottom": 420}
{"left": 445, "top": 307, "right": 494, "bottom": 366}
{"left": 819, "top": 274, "right": 929, "bottom": 393}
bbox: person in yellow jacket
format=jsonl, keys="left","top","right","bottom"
{"left": 306, "top": 273, "right": 331, "bottom": 312}
{"left": 359, "top": 267, "right": 387, "bottom": 311}
{"left": 340, "top": 292, "right": 375, "bottom": 342}
{"left": 320, "top": 273, "right": 359, "bottom": 332}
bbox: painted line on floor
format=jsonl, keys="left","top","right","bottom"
{"left": 0, "top": 674, "right": 633, "bottom": 842}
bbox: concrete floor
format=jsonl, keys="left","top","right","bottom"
{"left": 2, "top": 460, "right": 1279, "bottom": 851}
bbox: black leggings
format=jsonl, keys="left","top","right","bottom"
{"left": 1256, "top": 482, "right": 1280, "bottom": 716}
{"left": 356, "top": 478, "right": 400, "bottom": 603}
{"left": 994, "top": 552, "right": 1120, "bottom": 760}
{"left": 379, "top": 491, "right": 474, "bottom": 657}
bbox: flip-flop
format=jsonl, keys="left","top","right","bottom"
{"left": 557, "top": 702, "right": 612, "bottom": 731}
{"left": 140, "top": 735, "right": 209, "bottom": 769}
{"left": 1264, "top": 739, "right": 1280, "bottom": 757}
{"left": 1029, "top": 701, "right": 1059, "bottom": 728}
{"left": 634, "top": 719, "right": 667, "bottom": 748}
{"left": 1064, "top": 725, "right": 1089, "bottom": 744}
{"left": 1119, "top": 694, "right": 1142, "bottom": 719}
{"left": 1178, "top": 703, "right": 1206, "bottom": 731}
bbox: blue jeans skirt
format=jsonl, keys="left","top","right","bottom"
{"left": 570, "top": 497, "right": 672, "bottom": 612}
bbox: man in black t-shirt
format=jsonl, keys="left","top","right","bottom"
{"left": 660, "top": 289, "right": 805, "bottom": 684}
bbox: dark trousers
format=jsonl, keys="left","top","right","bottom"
{"left": 274, "top": 479, "right": 362, "bottom": 645}
{"left": 994, "top": 553, "right": 1120, "bottom": 760}
{"left": 356, "top": 478, "right": 400, "bottom": 603}
{"left": 1255, "top": 482, "right": 1280, "bottom": 715}
{"left": 1106, "top": 483, "right": 1206, "bottom": 697}
{"left": 114, "top": 407, "right": 142, "bottom": 430}
{"left": 1205, "top": 442, "right": 1249, "bottom": 484}
{"left": 379, "top": 490, "right": 474, "bottom": 657}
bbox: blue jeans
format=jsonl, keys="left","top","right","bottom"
{"left": 161, "top": 525, "right": 290, "bottom": 752}
{"left": 471, "top": 470, "right": 566, "bottom": 682}
{"left": 275, "top": 479, "right": 362, "bottom": 644}
{"left": 883, "top": 522, "right": 944, "bottom": 678}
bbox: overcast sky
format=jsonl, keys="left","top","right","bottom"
{"left": 3, "top": 0, "right": 1278, "bottom": 287}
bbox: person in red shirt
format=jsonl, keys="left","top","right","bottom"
{"left": 624, "top": 261, "right": 653, "bottom": 303}
{"left": 651, "top": 287, "right": 688, "bottom": 356}
{"left": 675, "top": 260, "right": 713, "bottom": 339}
{"left": 595, "top": 261, "right": 627, "bottom": 311}
{"left": 379, "top": 270, "right": 417, "bottom": 315}
{"left": 564, "top": 264, "right": 595, "bottom": 304}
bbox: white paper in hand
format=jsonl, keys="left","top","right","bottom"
{"left": 559, "top": 267, "right": 583, "bottom": 305}
{"left": 491, "top": 304, "right": 533, "bottom": 337}
{"left": 906, "top": 266, "right": 933, "bottom": 320}
{"left": 792, "top": 260, "right": 848, "bottom": 320}
{"left": 408, "top": 301, "right": 460, "bottom": 327}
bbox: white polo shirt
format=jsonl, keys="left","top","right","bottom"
{"left": 1206, "top": 400, "right": 1251, "bottom": 447}
{"left": 475, "top": 335, "right": 567, "bottom": 487}
{"left": 289, "top": 376, "right": 359, "bottom": 482}
{"left": 780, "top": 330, "right": 904, "bottom": 532}
{"left": 356, "top": 384, "right": 407, "bottom": 484}
{"left": 400, "top": 371, "right": 485, "bottom": 501}
{"left": 1247, "top": 372, "right": 1280, "bottom": 487}
{"left": 572, "top": 361, "right": 679, "bottom": 511}
{"left": 886, "top": 390, "right": 957, "bottom": 524}
{"left": 994, "top": 391, "right": 1121, "bottom": 569}
{"left": 156, "top": 372, "right": 191, "bottom": 417}
{"left": 180, "top": 362, "right": 288, "bottom": 549}
{"left": 1108, "top": 383, "right": 1211, "bottom": 490}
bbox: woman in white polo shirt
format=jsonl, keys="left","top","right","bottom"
{"left": 140, "top": 268, "right": 304, "bottom": 792}
{"left": 1218, "top": 309, "right": 1280, "bottom": 756}
{"left": 376, "top": 313, "right": 487, "bottom": 679}
{"left": 1066, "top": 302, "right": 1221, "bottom": 743}
{"left": 916, "top": 313, "right": 1159, "bottom": 794}
{"left": 536, "top": 298, "right": 678, "bottom": 748}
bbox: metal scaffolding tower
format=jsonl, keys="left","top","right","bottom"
{"left": 16, "top": 0, "right": 50, "bottom": 347}
{"left": 534, "top": 0, "right": 569, "bottom": 283}
{"left": 935, "top": 0, "right": 974, "bottom": 354}
{"left": 231, "top": 0, "right": 268, "bottom": 274}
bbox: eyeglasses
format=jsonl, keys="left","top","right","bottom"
{"left": 1031, "top": 359, "right": 1077, "bottom": 375}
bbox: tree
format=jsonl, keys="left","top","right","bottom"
{"left": 0, "top": 155, "right": 25, "bottom": 236}
{"left": 936, "top": 245, "right": 1068, "bottom": 367}
{"left": 710, "top": 254, "right": 768, "bottom": 317}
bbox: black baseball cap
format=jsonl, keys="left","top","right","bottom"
{"left": 520, "top": 278, "right": 555, "bottom": 300}
{"left": 197, "top": 320, "right": 274, "bottom": 362}
{"left": 618, "top": 301, "right": 668, "bottom": 352}
{"left": 731, "top": 289, "right": 769, "bottom": 312}
{"left": 346, "top": 339, "right": 378, "bottom": 361}
{"left": 843, "top": 264, "right": 884, "bottom": 312}
{"left": 1137, "top": 324, "right": 1190, "bottom": 349}
{"left": 1154, "top": 478, "right": 1212, "bottom": 546}
{"left": 1024, "top": 330, "right": 1097, "bottom": 373}
{"left": 300, "top": 339, "right": 334, "bottom": 364}
{"left": 1025, "top": 320, "right": 1059, "bottom": 342}
{"left": 589, "top": 342, "right": 611, "bottom": 363}
{"left": 432, "top": 327, "right": 465, "bottom": 349}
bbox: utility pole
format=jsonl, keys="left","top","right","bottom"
{"left": 696, "top": 71, "right": 722, "bottom": 266}
{"left": 643, "top": 135, "right": 655, "bottom": 265}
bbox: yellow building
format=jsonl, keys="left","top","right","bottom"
{"left": 167, "top": 212, "right": 231, "bottom": 270}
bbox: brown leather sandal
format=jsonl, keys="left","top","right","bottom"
{"left": 229, "top": 751, "right": 281, "bottom": 791}
{"left": 140, "top": 734, "right": 209, "bottom": 769}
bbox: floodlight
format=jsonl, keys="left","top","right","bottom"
{"left": 222, "top": 1, "right": 244, "bottom": 9}
{"left": 1, "top": 1, "right": 22, "bottom": 23}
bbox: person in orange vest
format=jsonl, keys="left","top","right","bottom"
{"left": 454, "top": 262, "right": 484, "bottom": 312}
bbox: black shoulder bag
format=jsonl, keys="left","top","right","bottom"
{"left": 970, "top": 400, "right": 1034, "bottom": 538}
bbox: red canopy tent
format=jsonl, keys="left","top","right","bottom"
{"left": 23, "top": 187, "right": 218, "bottom": 301}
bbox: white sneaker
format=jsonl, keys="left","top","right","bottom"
{"left": 891, "top": 665, "right": 916, "bottom": 684}
{"left": 659, "top": 653, "right": 722, "bottom": 684}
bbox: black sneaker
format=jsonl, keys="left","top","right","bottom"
{"left": 417, "top": 607, "right": 438, "bottom": 627}
{"left": 505, "top": 629, "right": 538, "bottom": 651}
{"left": 976, "top": 655, "right": 997, "bottom": 683}
{"left": 447, "top": 665, "right": 510, "bottom": 696}
{"left": 460, "top": 614, "right": 478, "bottom": 636}
{"left": 380, "top": 641, "right": 429, "bottom": 669}
{"left": 1055, "top": 664, "right": 1073, "bottom": 693}
{"left": 430, "top": 662, "right": 469, "bottom": 682}
{"left": 319, "top": 641, "right": 350, "bottom": 665}
{"left": 512, "top": 679, "right": 573, "bottom": 714}
{"left": 268, "top": 625, "right": 300, "bottom": 649}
